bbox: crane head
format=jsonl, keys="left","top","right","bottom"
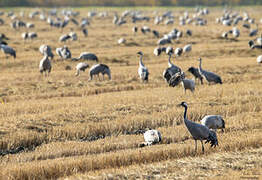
{"left": 137, "top": 51, "right": 143, "bottom": 56}
{"left": 177, "top": 101, "right": 188, "bottom": 108}
{"left": 197, "top": 57, "right": 202, "bottom": 61}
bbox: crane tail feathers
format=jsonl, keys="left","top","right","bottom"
{"left": 205, "top": 130, "right": 218, "bottom": 148}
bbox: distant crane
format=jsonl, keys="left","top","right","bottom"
{"left": 198, "top": 58, "right": 222, "bottom": 84}
{"left": 72, "top": 52, "right": 98, "bottom": 62}
{"left": 89, "top": 64, "right": 111, "bottom": 81}
{"left": 75, "top": 62, "right": 89, "bottom": 76}
{"left": 140, "top": 129, "right": 162, "bottom": 147}
{"left": 137, "top": 51, "right": 149, "bottom": 82}
{"left": 0, "top": 44, "right": 16, "bottom": 59}
{"left": 39, "top": 54, "right": 51, "bottom": 76}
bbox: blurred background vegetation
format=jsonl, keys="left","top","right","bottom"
{"left": 0, "top": 0, "right": 262, "bottom": 7}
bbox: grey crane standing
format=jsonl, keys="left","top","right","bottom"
{"left": 163, "top": 52, "right": 183, "bottom": 86}
{"left": 132, "top": 26, "right": 138, "bottom": 35}
{"left": 188, "top": 67, "right": 203, "bottom": 84}
{"left": 56, "top": 45, "right": 71, "bottom": 60}
{"left": 39, "top": 54, "right": 52, "bottom": 76}
{"left": 178, "top": 102, "right": 218, "bottom": 153}
{"left": 198, "top": 58, "right": 222, "bottom": 84}
{"left": 82, "top": 28, "right": 88, "bottom": 37}
{"left": 0, "top": 44, "right": 16, "bottom": 59}
{"left": 154, "top": 47, "right": 162, "bottom": 56}
{"left": 137, "top": 51, "right": 149, "bottom": 82}
{"left": 39, "top": 45, "right": 54, "bottom": 59}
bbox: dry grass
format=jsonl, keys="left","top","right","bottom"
{"left": 0, "top": 6, "right": 262, "bottom": 179}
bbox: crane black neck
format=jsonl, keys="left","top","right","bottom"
{"left": 183, "top": 105, "right": 188, "bottom": 120}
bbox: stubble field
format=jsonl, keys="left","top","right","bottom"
{"left": 0, "top": 6, "right": 262, "bottom": 179}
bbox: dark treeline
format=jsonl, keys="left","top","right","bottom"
{"left": 0, "top": 0, "right": 262, "bottom": 7}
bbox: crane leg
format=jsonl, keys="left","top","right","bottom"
{"left": 201, "top": 140, "right": 205, "bottom": 153}
{"left": 195, "top": 140, "right": 197, "bottom": 153}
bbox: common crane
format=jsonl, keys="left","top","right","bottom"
{"left": 201, "top": 115, "right": 225, "bottom": 132}
{"left": 82, "top": 28, "right": 88, "bottom": 37}
{"left": 39, "top": 44, "right": 54, "bottom": 59}
{"left": 154, "top": 47, "right": 162, "bottom": 56}
{"left": 178, "top": 102, "right": 218, "bottom": 153}
{"left": 0, "top": 44, "right": 16, "bottom": 59}
{"left": 175, "top": 47, "right": 183, "bottom": 57}
{"left": 118, "top": 38, "right": 126, "bottom": 45}
{"left": 249, "top": 40, "right": 262, "bottom": 49}
{"left": 75, "top": 62, "right": 89, "bottom": 76}
{"left": 183, "top": 44, "right": 192, "bottom": 53}
{"left": 165, "top": 46, "right": 174, "bottom": 55}
{"left": 39, "top": 54, "right": 51, "bottom": 76}
{"left": 181, "top": 78, "right": 195, "bottom": 93}
{"left": 89, "top": 64, "right": 111, "bottom": 81}
{"left": 198, "top": 58, "right": 222, "bottom": 84}
{"left": 72, "top": 52, "right": 98, "bottom": 62}
{"left": 163, "top": 53, "right": 184, "bottom": 86}
{"left": 152, "top": 30, "right": 160, "bottom": 38}
{"left": 56, "top": 45, "right": 71, "bottom": 60}
{"left": 132, "top": 26, "right": 138, "bottom": 35}
{"left": 188, "top": 67, "right": 203, "bottom": 84}
{"left": 140, "top": 129, "right": 162, "bottom": 147}
{"left": 257, "top": 55, "right": 262, "bottom": 64}
{"left": 137, "top": 51, "right": 149, "bottom": 82}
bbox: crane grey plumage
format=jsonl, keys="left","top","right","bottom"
{"left": 132, "top": 26, "right": 138, "bottom": 35}
{"left": 175, "top": 47, "right": 183, "bottom": 57}
{"left": 39, "top": 44, "right": 54, "bottom": 59}
{"left": 75, "top": 62, "right": 89, "bottom": 76}
{"left": 0, "top": 33, "right": 9, "bottom": 40}
{"left": 166, "top": 46, "right": 174, "bottom": 55}
{"left": 72, "top": 52, "right": 98, "bottom": 62}
{"left": 118, "top": 38, "right": 126, "bottom": 44}
{"left": 22, "top": 32, "right": 37, "bottom": 40}
{"left": 69, "top": 32, "right": 77, "bottom": 41}
{"left": 0, "top": 44, "right": 16, "bottom": 59}
{"left": 232, "top": 27, "right": 240, "bottom": 38}
{"left": 39, "top": 54, "right": 51, "bottom": 76}
{"left": 178, "top": 102, "right": 218, "bottom": 153}
{"left": 89, "top": 64, "right": 111, "bottom": 81}
{"left": 59, "top": 34, "right": 71, "bottom": 42}
{"left": 153, "top": 47, "right": 162, "bottom": 56}
{"left": 186, "top": 29, "right": 192, "bottom": 36}
{"left": 249, "top": 40, "right": 262, "bottom": 49}
{"left": 137, "top": 51, "right": 149, "bottom": 82}
{"left": 140, "top": 129, "right": 162, "bottom": 147}
{"left": 183, "top": 44, "right": 192, "bottom": 53}
{"left": 198, "top": 58, "right": 222, "bottom": 84}
{"left": 249, "top": 27, "right": 258, "bottom": 37}
{"left": 152, "top": 30, "right": 160, "bottom": 38}
{"left": 163, "top": 53, "right": 184, "bottom": 86}
{"left": 188, "top": 67, "right": 203, "bottom": 84}
{"left": 256, "top": 55, "right": 262, "bottom": 64}
{"left": 82, "top": 28, "right": 88, "bottom": 37}
{"left": 56, "top": 45, "right": 71, "bottom": 60}
{"left": 181, "top": 78, "right": 195, "bottom": 93}
{"left": 256, "top": 33, "right": 262, "bottom": 45}
{"left": 201, "top": 115, "right": 225, "bottom": 132}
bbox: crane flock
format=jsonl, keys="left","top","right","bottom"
{"left": 3, "top": 6, "right": 262, "bottom": 155}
